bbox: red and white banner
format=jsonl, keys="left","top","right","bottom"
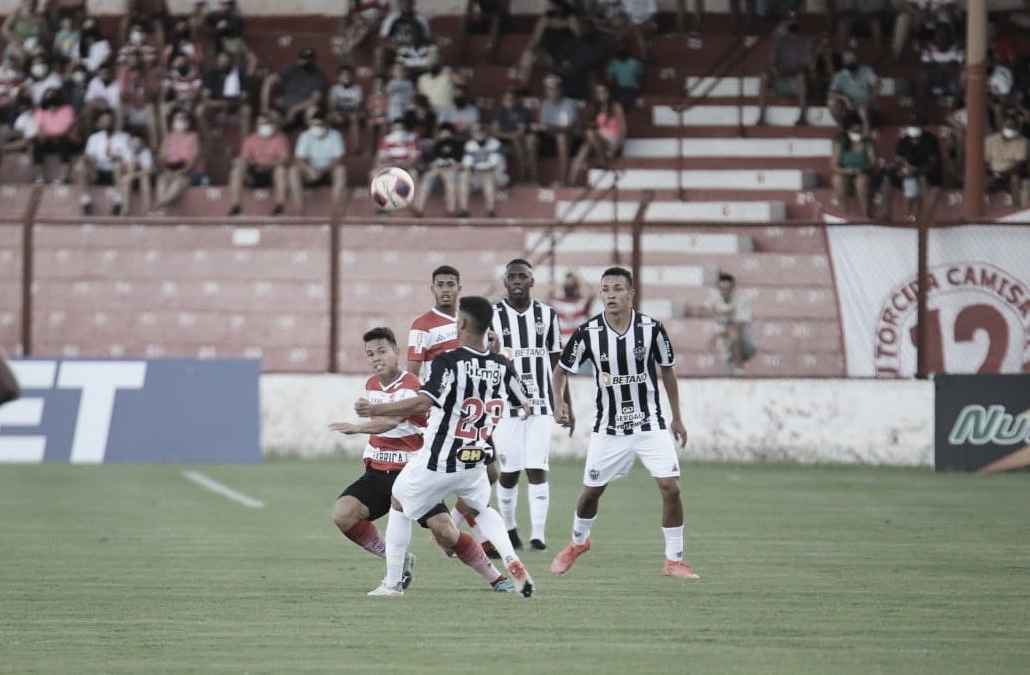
{"left": 827, "top": 225, "right": 1030, "bottom": 377}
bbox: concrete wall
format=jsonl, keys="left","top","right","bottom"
{"left": 262, "top": 374, "right": 933, "bottom": 465}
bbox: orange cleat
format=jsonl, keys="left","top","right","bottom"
{"left": 549, "top": 539, "right": 591, "bottom": 576}
{"left": 505, "top": 560, "right": 534, "bottom": 598}
{"left": 662, "top": 560, "right": 700, "bottom": 579}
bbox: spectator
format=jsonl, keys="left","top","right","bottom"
{"left": 892, "top": 0, "right": 960, "bottom": 62}
{"left": 569, "top": 82, "right": 625, "bottom": 185}
{"left": 77, "top": 16, "right": 112, "bottom": 73}
{"left": 465, "top": 0, "right": 510, "bottom": 63}
{"left": 605, "top": 0, "right": 659, "bottom": 62}
{"left": 289, "top": 111, "right": 347, "bottom": 213}
{"left": 416, "top": 62, "right": 456, "bottom": 113}
{"left": 550, "top": 271, "right": 593, "bottom": 340}
{"left": 328, "top": 64, "right": 365, "bottom": 155}
{"left": 885, "top": 118, "right": 941, "bottom": 220}
{"left": 985, "top": 117, "right": 1028, "bottom": 208}
{"left": 118, "top": 128, "right": 155, "bottom": 215}
{"left": 366, "top": 74, "right": 389, "bottom": 157}
{"left": 557, "top": 16, "right": 610, "bottom": 102}
{"left": 163, "top": 18, "right": 203, "bottom": 69}
{"left": 118, "top": 21, "right": 160, "bottom": 68}
{"left": 375, "top": 0, "right": 435, "bottom": 75}
{"left": 385, "top": 61, "right": 415, "bottom": 122}
{"left": 606, "top": 45, "right": 643, "bottom": 110}
{"left": 53, "top": 15, "right": 81, "bottom": 62}
{"left": 262, "top": 48, "right": 327, "bottom": 131}
{"left": 492, "top": 88, "right": 533, "bottom": 182}
{"left": 459, "top": 121, "right": 503, "bottom": 217}
{"left": 830, "top": 118, "right": 876, "bottom": 217}
{"left": 228, "top": 113, "right": 290, "bottom": 216}
{"left": 63, "top": 63, "right": 90, "bottom": 114}
{"left": 205, "top": 0, "right": 246, "bottom": 58}
{"left": 117, "top": 50, "right": 160, "bottom": 149}
{"left": 0, "top": 58, "right": 25, "bottom": 124}
{"left": 702, "top": 272, "right": 756, "bottom": 375}
{"left": 530, "top": 73, "right": 578, "bottom": 186}
{"left": 828, "top": 50, "right": 879, "bottom": 134}
{"left": 518, "top": 0, "right": 580, "bottom": 85}
{"left": 76, "top": 110, "right": 130, "bottom": 214}
{"left": 830, "top": 0, "right": 890, "bottom": 50}
{"left": 84, "top": 64, "right": 121, "bottom": 120}
{"left": 757, "top": 13, "right": 814, "bottom": 127}
{"left": 154, "top": 108, "right": 203, "bottom": 211}
{"left": 198, "top": 49, "right": 253, "bottom": 138}
{"left": 438, "top": 83, "right": 479, "bottom": 136}
{"left": 336, "top": 0, "right": 390, "bottom": 59}
{"left": 917, "top": 24, "right": 963, "bottom": 120}
{"left": 403, "top": 93, "right": 437, "bottom": 142}
{"left": 2, "top": 0, "right": 47, "bottom": 63}
{"left": 372, "top": 118, "right": 419, "bottom": 186}
{"left": 161, "top": 54, "right": 203, "bottom": 128}
{"left": 121, "top": 0, "right": 170, "bottom": 47}
{"left": 28, "top": 55, "right": 63, "bottom": 106}
{"left": 32, "top": 85, "right": 76, "bottom": 183}
{"left": 414, "top": 122, "right": 464, "bottom": 216}
{"left": 0, "top": 95, "right": 37, "bottom": 165}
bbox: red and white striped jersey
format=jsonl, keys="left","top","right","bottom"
{"left": 363, "top": 370, "right": 426, "bottom": 471}
{"left": 407, "top": 308, "right": 459, "bottom": 382}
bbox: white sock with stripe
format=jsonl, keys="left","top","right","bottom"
{"left": 527, "top": 481, "right": 549, "bottom": 542}
{"left": 662, "top": 525, "right": 684, "bottom": 562}
{"left": 496, "top": 483, "right": 518, "bottom": 530}
{"left": 471, "top": 506, "right": 519, "bottom": 565}
{"left": 383, "top": 508, "right": 412, "bottom": 588}
{"left": 572, "top": 513, "right": 594, "bottom": 545}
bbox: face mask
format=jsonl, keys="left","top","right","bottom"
{"left": 848, "top": 132, "right": 862, "bottom": 142}
{"left": 312, "top": 125, "right": 327, "bottom": 138}
{"left": 1002, "top": 128, "right": 1018, "bottom": 139}
{"left": 258, "top": 124, "right": 274, "bottom": 138}
{"left": 181, "top": 43, "right": 195, "bottom": 57}
{"left": 71, "top": 72, "right": 85, "bottom": 84}
{"left": 907, "top": 126, "right": 922, "bottom": 138}
{"left": 173, "top": 119, "right": 189, "bottom": 132}
{"left": 31, "top": 64, "right": 47, "bottom": 79}
{"left": 130, "top": 31, "right": 144, "bottom": 45}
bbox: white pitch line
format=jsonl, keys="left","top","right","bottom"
{"left": 182, "top": 470, "right": 264, "bottom": 509}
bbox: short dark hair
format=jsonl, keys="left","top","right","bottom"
{"left": 363, "top": 326, "right": 397, "bottom": 347}
{"left": 432, "top": 265, "right": 461, "bottom": 283}
{"left": 460, "top": 296, "right": 494, "bottom": 334}
{"left": 601, "top": 266, "right": 633, "bottom": 286}
{"left": 718, "top": 272, "right": 736, "bottom": 284}
{"left": 506, "top": 258, "right": 533, "bottom": 269}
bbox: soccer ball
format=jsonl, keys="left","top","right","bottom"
{"left": 370, "top": 167, "right": 415, "bottom": 211}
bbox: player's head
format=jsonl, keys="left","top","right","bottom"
{"left": 363, "top": 326, "right": 399, "bottom": 375}
{"left": 503, "top": 258, "right": 534, "bottom": 303}
{"left": 458, "top": 296, "right": 494, "bottom": 339}
{"left": 718, "top": 272, "right": 736, "bottom": 300}
{"left": 431, "top": 265, "right": 461, "bottom": 312}
{"left": 600, "top": 267, "right": 634, "bottom": 314}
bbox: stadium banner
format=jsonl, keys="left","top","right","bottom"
{"left": 826, "top": 225, "right": 1030, "bottom": 377}
{"left": 0, "top": 359, "right": 261, "bottom": 464}
{"left": 263, "top": 375, "right": 933, "bottom": 465}
{"left": 935, "top": 374, "right": 1030, "bottom": 473}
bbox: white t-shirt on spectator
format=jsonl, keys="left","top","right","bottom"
{"left": 85, "top": 76, "right": 122, "bottom": 110}
{"left": 30, "top": 74, "right": 63, "bottom": 105}
{"left": 622, "top": 0, "right": 657, "bottom": 25}
{"left": 84, "top": 130, "right": 131, "bottom": 172}
{"left": 85, "top": 39, "right": 113, "bottom": 73}
{"left": 14, "top": 110, "right": 37, "bottom": 139}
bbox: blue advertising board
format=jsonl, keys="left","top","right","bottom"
{"left": 0, "top": 359, "right": 262, "bottom": 464}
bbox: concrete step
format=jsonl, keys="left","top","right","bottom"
{"left": 589, "top": 168, "right": 819, "bottom": 191}
{"left": 556, "top": 199, "right": 786, "bottom": 223}
{"left": 623, "top": 137, "right": 833, "bottom": 159}
{"left": 654, "top": 104, "right": 837, "bottom": 127}
{"left": 684, "top": 76, "right": 900, "bottom": 98}
{"left": 525, "top": 230, "right": 754, "bottom": 255}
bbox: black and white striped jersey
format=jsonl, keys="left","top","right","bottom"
{"left": 491, "top": 299, "right": 562, "bottom": 417}
{"left": 419, "top": 345, "right": 531, "bottom": 472}
{"left": 559, "top": 311, "right": 676, "bottom": 436}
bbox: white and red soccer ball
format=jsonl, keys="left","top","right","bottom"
{"left": 370, "top": 167, "right": 415, "bottom": 211}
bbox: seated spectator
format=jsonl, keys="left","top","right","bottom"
{"left": 53, "top": 15, "right": 82, "bottom": 63}
{"left": 205, "top": 0, "right": 246, "bottom": 58}
{"left": 437, "top": 83, "right": 479, "bottom": 136}
{"left": 606, "top": 45, "right": 643, "bottom": 110}
{"left": 459, "top": 122, "right": 503, "bottom": 217}
{"left": 161, "top": 54, "right": 203, "bottom": 130}
{"left": 0, "top": 94, "right": 37, "bottom": 165}
{"left": 404, "top": 93, "right": 437, "bottom": 156}
{"left": 84, "top": 64, "right": 121, "bottom": 121}
{"left": 197, "top": 49, "right": 254, "bottom": 138}
{"left": 118, "top": 128, "right": 155, "bottom": 215}
{"left": 337, "top": 0, "right": 390, "bottom": 58}
{"left": 163, "top": 19, "right": 203, "bottom": 69}
{"left": 414, "top": 122, "right": 464, "bottom": 216}
{"left": 262, "top": 48, "right": 327, "bottom": 132}
{"left": 365, "top": 74, "right": 389, "bottom": 157}
{"left": 557, "top": 17, "right": 610, "bottom": 102}
{"left": 77, "top": 16, "right": 113, "bottom": 73}
{"left": 117, "top": 50, "right": 160, "bottom": 149}
{"left": 416, "top": 62, "right": 456, "bottom": 113}
{"left": 701, "top": 272, "right": 756, "bottom": 375}
{"left": 77, "top": 110, "right": 130, "bottom": 214}
{"left": 228, "top": 113, "right": 290, "bottom": 216}
{"left": 28, "top": 55, "right": 63, "bottom": 106}
{"left": 328, "top": 64, "right": 365, "bottom": 155}
{"left": 63, "top": 63, "right": 90, "bottom": 115}
{"left": 884, "top": 118, "right": 941, "bottom": 220}
{"left": 385, "top": 61, "right": 415, "bottom": 122}
{"left": 757, "top": 13, "right": 813, "bottom": 127}
{"left": 372, "top": 118, "right": 419, "bottom": 186}
{"left": 985, "top": 117, "right": 1028, "bottom": 207}
{"left": 465, "top": 0, "right": 510, "bottom": 63}
{"left": 530, "top": 73, "right": 579, "bottom": 186}
{"left": 518, "top": 0, "right": 580, "bottom": 84}
{"left": 118, "top": 21, "right": 160, "bottom": 69}
{"left": 570, "top": 82, "right": 625, "bottom": 185}
{"left": 289, "top": 111, "right": 347, "bottom": 213}
{"left": 375, "top": 0, "right": 435, "bottom": 75}
{"left": 830, "top": 118, "right": 876, "bottom": 217}
{"left": 2, "top": 0, "right": 47, "bottom": 63}
{"left": 551, "top": 271, "right": 594, "bottom": 340}
{"left": 492, "top": 88, "right": 533, "bottom": 182}
{"left": 32, "top": 86, "right": 76, "bottom": 183}
{"left": 831, "top": 0, "right": 890, "bottom": 50}
{"left": 154, "top": 107, "right": 204, "bottom": 211}
{"left": 121, "top": 0, "right": 170, "bottom": 47}
{"left": 892, "top": 0, "right": 960, "bottom": 61}
{"left": 828, "top": 50, "right": 879, "bottom": 134}
{"left": 595, "top": 0, "right": 658, "bottom": 62}
{"left": 0, "top": 58, "right": 25, "bottom": 124}
{"left": 917, "top": 24, "right": 963, "bottom": 120}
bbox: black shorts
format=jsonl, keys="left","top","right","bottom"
{"left": 95, "top": 168, "right": 115, "bottom": 186}
{"left": 535, "top": 130, "right": 582, "bottom": 158}
{"left": 338, "top": 467, "right": 448, "bottom": 527}
{"left": 246, "top": 166, "right": 275, "bottom": 188}
{"left": 303, "top": 171, "right": 333, "bottom": 188}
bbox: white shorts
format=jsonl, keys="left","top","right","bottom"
{"left": 391, "top": 458, "right": 492, "bottom": 522}
{"left": 582, "top": 430, "right": 680, "bottom": 487}
{"left": 492, "top": 414, "right": 552, "bottom": 473}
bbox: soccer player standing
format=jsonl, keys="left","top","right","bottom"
{"left": 491, "top": 259, "right": 572, "bottom": 551}
{"left": 407, "top": 265, "right": 462, "bottom": 382}
{"left": 358, "top": 297, "right": 537, "bottom": 597}
{"left": 549, "top": 268, "right": 700, "bottom": 580}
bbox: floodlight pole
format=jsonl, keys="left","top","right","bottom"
{"left": 962, "top": 0, "right": 987, "bottom": 218}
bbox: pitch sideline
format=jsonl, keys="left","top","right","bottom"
{"left": 182, "top": 470, "right": 265, "bottom": 509}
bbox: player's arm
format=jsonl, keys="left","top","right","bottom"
{"left": 406, "top": 325, "right": 428, "bottom": 380}
{"left": 654, "top": 321, "right": 687, "bottom": 447}
{"left": 0, "top": 356, "right": 19, "bottom": 405}
{"left": 355, "top": 393, "right": 432, "bottom": 419}
{"left": 329, "top": 416, "right": 405, "bottom": 435}
{"left": 550, "top": 352, "right": 574, "bottom": 436}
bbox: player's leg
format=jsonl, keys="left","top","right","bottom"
{"left": 421, "top": 504, "right": 512, "bottom": 592}
{"left": 524, "top": 414, "right": 553, "bottom": 549}
{"left": 333, "top": 469, "right": 393, "bottom": 559}
{"left": 368, "top": 500, "right": 413, "bottom": 596}
{"left": 492, "top": 416, "right": 524, "bottom": 547}
{"left": 636, "top": 431, "right": 699, "bottom": 579}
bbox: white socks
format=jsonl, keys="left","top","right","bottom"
{"left": 383, "top": 508, "right": 413, "bottom": 587}
{"left": 496, "top": 484, "right": 517, "bottom": 530}
{"left": 662, "top": 525, "right": 684, "bottom": 562}
{"left": 471, "top": 506, "right": 519, "bottom": 565}
{"left": 527, "top": 482, "right": 549, "bottom": 542}
{"left": 451, "top": 505, "right": 488, "bottom": 543}
{"left": 571, "top": 514, "right": 594, "bottom": 545}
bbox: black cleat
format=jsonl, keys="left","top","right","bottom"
{"left": 530, "top": 538, "right": 547, "bottom": 551}
{"left": 400, "top": 552, "right": 416, "bottom": 590}
{"left": 508, "top": 528, "right": 523, "bottom": 550}
{"left": 482, "top": 541, "right": 501, "bottom": 559}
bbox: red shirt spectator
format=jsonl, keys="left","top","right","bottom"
{"left": 241, "top": 130, "right": 289, "bottom": 168}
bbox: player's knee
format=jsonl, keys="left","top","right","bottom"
{"left": 499, "top": 471, "right": 519, "bottom": 488}
{"left": 657, "top": 479, "right": 680, "bottom": 501}
{"left": 332, "top": 500, "right": 358, "bottom": 531}
{"left": 526, "top": 469, "right": 547, "bottom": 484}
{"left": 427, "top": 515, "right": 460, "bottom": 549}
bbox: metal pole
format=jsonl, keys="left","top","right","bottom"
{"left": 631, "top": 216, "right": 642, "bottom": 312}
{"left": 916, "top": 218, "right": 930, "bottom": 379}
{"left": 611, "top": 171, "right": 620, "bottom": 265}
{"left": 963, "top": 0, "right": 987, "bottom": 218}
{"left": 20, "top": 215, "right": 32, "bottom": 357}
{"left": 328, "top": 219, "right": 340, "bottom": 373}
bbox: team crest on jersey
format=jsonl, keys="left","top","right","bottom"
{"left": 633, "top": 344, "right": 646, "bottom": 361}
{"left": 599, "top": 372, "right": 612, "bottom": 386}
{"left": 502, "top": 328, "right": 511, "bottom": 336}
{"left": 599, "top": 352, "right": 609, "bottom": 362}
{"left": 535, "top": 320, "right": 546, "bottom": 335}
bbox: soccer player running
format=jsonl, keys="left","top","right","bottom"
{"left": 330, "top": 327, "right": 513, "bottom": 593}
{"left": 549, "top": 267, "right": 700, "bottom": 580}
{"left": 358, "top": 297, "right": 537, "bottom": 597}
{"left": 491, "top": 259, "right": 573, "bottom": 551}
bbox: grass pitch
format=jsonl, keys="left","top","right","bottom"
{"left": 1, "top": 460, "right": 1028, "bottom": 674}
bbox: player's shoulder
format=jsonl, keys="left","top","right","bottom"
{"left": 636, "top": 311, "right": 662, "bottom": 327}
{"left": 364, "top": 374, "right": 381, "bottom": 391}
{"left": 410, "top": 309, "right": 450, "bottom": 330}
{"left": 399, "top": 370, "right": 422, "bottom": 390}
{"left": 576, "top": 313, "right": 606, "bottom": 333}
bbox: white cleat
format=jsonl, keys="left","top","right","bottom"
{"left": 367, "top": 581, "right": 405, "bottom": 597}
{"left": 401, "top": 552, "right": 416, "bottom": 590}
{"left": 505, "top": 559, "right": 535, "bottom": 598}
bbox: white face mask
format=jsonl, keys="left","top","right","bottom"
{"left": 31, "top": 64, "right": 48, "bottom": 79}
{"left": 258, "top": 124, "right": 274, "bottom": 138}
{"left": 1002, "top": 128, "right": 1018, "bottom": 139}
{"left": 312, "top": 125, "right": 327, "bottom": 138}
{"left": 848, "top": 132, "right": 862, "bottom": 142}
{"left": 907, "top": 127, "right": 922, "bottom": 138}
{"left": 173, "top": 119, "right": 189, "bottom": 132}
{"left": 181, "top": 43, "right": 195, "bottom": 57}
{"left": 130, "top": 31, "right": 144, "bottom": 45}
{"left": 71, "top": 71, "right": 86, "bottom": 84}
